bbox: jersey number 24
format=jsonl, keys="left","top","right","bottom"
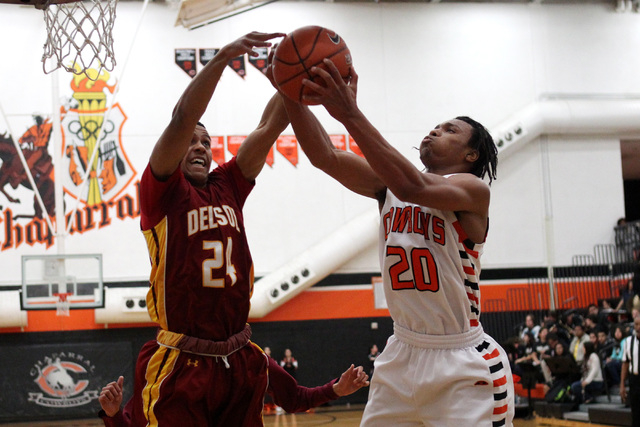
{"left": 202, "top": 237, "right": 238, "bottom": 288}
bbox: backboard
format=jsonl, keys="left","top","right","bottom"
{"left": 21, "top": 254, "right": 104, "bottom": 311}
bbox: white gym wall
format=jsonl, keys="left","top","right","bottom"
{"left": 0, "top": 1, "right": 635, "bottom": 285}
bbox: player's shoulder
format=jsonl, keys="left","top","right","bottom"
{"left": 445, "top": 172, "right": 491, "bottom": 192}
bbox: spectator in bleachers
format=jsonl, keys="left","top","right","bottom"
{"left": 569, "top": 323, "right": 590, "bottom": 364}
{"left": 584, "top": 314, "right": 599, "bottom": 334}
{"left": 520, "top": 313, "right": 541, "bottom": 340}
{"left": 545, "top": 311, "right": 572, "bottom": 346}
{"left": 604, "top": 324, "right": 626, "bottom": 388}
{"left": 570, "top": 341, "right": 604, "bottom": 404}
{"left": 545, "top": 341, "right": 580, "bottom": 394}
{"left": 596, "top": 327, "right": 615, "bottom": 361}
{"left": 503, "top": 336, "right": 525, "bottom": 378}
{"left": 515, "top": 332, "right": 537, "bottom": 365}
{"left": 540, "top": 332, "right": 563, "bottom": 385}
{"left": 535, "top": 326, "right": 551, "bottom": 358}
{"left": 617, "top": 279, "right": 636, "bottom": 314}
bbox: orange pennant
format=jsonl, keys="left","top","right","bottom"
{"left": 348, "top": 135, "right": 364, "bottom": 158}
{"left": 277, "top": 135, "right": 298, "bottom": 167}
{"left": 227, "top": 135, "right": 273, "bottom": 166}
{"left": 329, "top": 134, "right": 346, "bottom": 151}
{"left": 227, "top": 135, "right": 246, "bottom": 157}
{"left": 210, "top": 136, "right": 225, "bottom": 166}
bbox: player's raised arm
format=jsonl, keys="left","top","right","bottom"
{"left": 303, "top": 61, "right": 492, "bottom": 215}
{"left": 236, "top": 92, "right": 289, "bottom": 182}
{"left": 283, "top": 97, "right": 384, "bottom": 200}
{"left": 150, "top": 32, "right": 284, "bottom": 181}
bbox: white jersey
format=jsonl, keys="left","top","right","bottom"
{"left": 379, "top": 187, "right": 483, "bottom": 335}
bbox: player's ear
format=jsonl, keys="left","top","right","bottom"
{"left": 465, "top": 149, "right": 479, "bottom": 163}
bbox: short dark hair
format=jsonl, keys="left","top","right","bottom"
{"left": 196, "top": 121, "right": 207, "bottom": 129}
{"left": 456, "top": 116, "right": 498, "bottom": 185}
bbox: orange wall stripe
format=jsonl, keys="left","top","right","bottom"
{"left": 250, "top": 288, "right": 390, "bottom": 323}
{"left": 0, "top": 278, "right": 618, "bottom": 333}
{"left": 0, "top": 309, "right": 157, "bottom": 333}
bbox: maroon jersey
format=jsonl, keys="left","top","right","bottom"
{"left": 100, "top": 349, "right": 340, "bottom": 427}
{"left": 140, "top": 157, "right": 254, "bottom": 341}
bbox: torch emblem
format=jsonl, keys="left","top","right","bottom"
{"left": 62, "top": 68, "right": 134, "bottom": 206}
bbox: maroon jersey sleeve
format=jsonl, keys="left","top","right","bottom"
{"left": 139, "top": 163, "right": 182, "bottom": 231}
{"left": 266, "top": 357, "right": 339, "bottom": 413}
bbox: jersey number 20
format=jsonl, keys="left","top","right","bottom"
{"left": 202, "top": 237, "right": 238, "bottom": 287}
{"left": 386, "top": 246, "right": 439, "bottom": 292}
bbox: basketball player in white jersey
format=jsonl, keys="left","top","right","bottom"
{"left": 275, "top": 60, "right": 515, "bottom": 426}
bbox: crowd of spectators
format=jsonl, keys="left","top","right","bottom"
{"left": 505, "top": 297, "right": 639, "bottom": 406}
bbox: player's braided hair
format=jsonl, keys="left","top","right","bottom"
{"left": 456, "top": 116, "right": 498, "bottom": 185}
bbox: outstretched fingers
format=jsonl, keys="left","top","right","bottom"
{"left": 244, "top": 32, "right": 286, "bottom": 57}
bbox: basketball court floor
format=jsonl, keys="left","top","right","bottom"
{"left": 0, "top": 405, "right": 538, "bottom": 427}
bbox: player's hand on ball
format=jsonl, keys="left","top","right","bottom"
{"left": 265, "top": 45, "right": 279, "bottom": 90}
{"left": 99, "top": 376, "right": 124, "bottom": 417}
{"left": 303, "top": 59, "right": 359, "bottom": 121}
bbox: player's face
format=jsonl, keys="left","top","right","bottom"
{"left": 182, "top": 125, "right": 213, "bottom": 188}
{"left": 419, "top": 119, "right": 475, "bottom": 171}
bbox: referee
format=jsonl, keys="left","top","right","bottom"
{"left": 621, "top": 316, "right": 640, "bottom": 427}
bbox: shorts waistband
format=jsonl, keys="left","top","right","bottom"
{"left": 157, "top": 323, "right": 252, "bottom": 358}
{"left": 393, "top": 323, "right": 484, "bottom": 350}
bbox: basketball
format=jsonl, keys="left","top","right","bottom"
{"left": 272, "top": 26, "right": 352, "bottom": 105}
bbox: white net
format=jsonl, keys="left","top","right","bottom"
{"left": 54, "top": 293, "right": 72, "bottom": 317}
{"left": 41, "top": 0, "right": 118, "bottom": 80}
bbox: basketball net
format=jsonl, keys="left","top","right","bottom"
{"left": 54, "top": 292, "right": 72, "bottom": 317}
{"left": 41, "top": 0, "right": 118, "bottom": 80}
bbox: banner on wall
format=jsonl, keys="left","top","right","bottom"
{"left": 227, "top": 135, "right": 274, "bottom": 167}
{"left": 211, "top": 135, "right": 225, "bottom": 166}
{"left": 348, "top": 135, "right": 364, "bottom": 158}
{"left": 329, "top": 134, "right": 347, "bottom": 151}
{"left": 0, "top": 342, "right": 132, "bottom": 421}
{"left": 200, "top": 49, "right": 246, "bottom": 79}
{"left": 248, "top": 47, "right": 269, "bottom": 75}
{"left": 0, "top": 68, "right": 140, "bottom": 252}
{"left": 276, "top": 135, "right": 298, "bottom": 167}
{"left": 175, "top": 48, "right": 197, "bottom": 78}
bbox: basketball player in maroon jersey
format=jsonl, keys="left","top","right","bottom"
{"left": 100, "top": 31, "right": 291, "bottom": 426}
{"left": 99, "top": 361, "right": 370, "bottom": 425}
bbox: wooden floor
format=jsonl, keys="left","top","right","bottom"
{"left": 0, "top": 405, "right": 539, "bottom": 426}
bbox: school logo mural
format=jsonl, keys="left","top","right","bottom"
{"left": 0, "top": 68, "right": 139, "bottom": 251}
{"left": 29, "top": 353, "right": 99, "bottom": 408}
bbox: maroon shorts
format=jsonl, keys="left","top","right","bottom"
{"left": 123, "top": 330, "right": 268, "bottom": 426}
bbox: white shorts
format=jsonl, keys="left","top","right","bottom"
{"left": 361, "top": 324, "right": 514, "bottom": 427}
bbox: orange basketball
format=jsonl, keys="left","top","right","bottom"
{"left": 273, "top": 26, "right": 352, "bottom": 105}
